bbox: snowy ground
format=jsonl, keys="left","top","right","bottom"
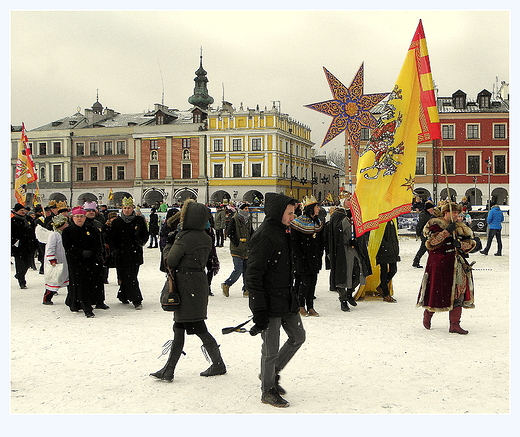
{"left": 7, "top": 233, "right": 514, "bottom": 435}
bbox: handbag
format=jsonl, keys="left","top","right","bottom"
{"left": 45, "top": 263, "right": 65, "bottom": 286}
{"left": 160, "top": 268, "right": 180, "bottom": 311}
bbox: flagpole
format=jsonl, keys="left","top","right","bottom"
{"left": 438, "top": 137, "right": 455, "bottom": 223}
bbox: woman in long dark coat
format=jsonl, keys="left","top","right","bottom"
{"left": 290, "top": 196, "right": 324, "bottom": 317}
{"left": 147, "top": 207, "right": 159, "bottom": 248}
{"left": 107, "top": 198, "right": 149, "bottom": 309}
{"left": 150, "top": 200, "right": 226, "bottom": 382}
{"left": 62, "top": 207, "right": 103, "bottom": 317}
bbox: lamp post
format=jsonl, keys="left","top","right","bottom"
{"left": 472, "top": 176, "right": 477, "bottom": 205}
{"left": 288, "top": 128, "right": 293, "bottom": 195}
{"left": 485, "top": 157, "right": 492, "bottom": 209}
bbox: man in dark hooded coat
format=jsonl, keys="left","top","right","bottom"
{"left": 245, "top": 192, "right": 305, "bottom": 408}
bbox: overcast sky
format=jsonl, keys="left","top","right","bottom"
{"left": 9, "top": 6, "right": 511, "bottom": 153}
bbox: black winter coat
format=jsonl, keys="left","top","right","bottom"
{"left": 11, "top": 214, "right": 36, "bottom": 258}
{"left": 290, "top": 215, "right": 324, "bottom": 275}
{"left": 375, "top": 220, "right": 401, "bottom": 265}
{"left": 107, "top": 214, "right": 149, "bottom": 266}
{"left": 166, "top": 202, "right": 212, "bottom": 323}
{"left": 62, "top": 222, "right": 103, "bottom": 304}
{"left": 246, "top": 193, "right": 298, "bottom": 317}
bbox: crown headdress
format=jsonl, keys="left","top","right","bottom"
{"left": 302, "top": 195, "right": 319, "bottom": 208}
{"left": 122, "top": 196, "right": 135, "bottom": 207}
{"left": 338, "top": 191, "right": 352, "bottom": 201}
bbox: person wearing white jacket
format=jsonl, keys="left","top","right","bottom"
{"left": 43, "top": 215, "right": 69, "bottom": 305}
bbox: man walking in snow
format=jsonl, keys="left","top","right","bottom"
{"left": 245, "top": 193, "right": 305, "bottom": 408}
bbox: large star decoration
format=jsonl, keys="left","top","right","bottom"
{"left": 305, "top": 63, "right": 388, "bottom": 150}
{"left": 401, "top": 174, "right": 416, "bottom": 191}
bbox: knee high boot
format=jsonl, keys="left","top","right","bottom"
{"left": 198, "top": 332, "right": 226, "bottom": 377}
{"left": 423, "top": 309, "right": 434, "bottom": 329}
{"left": 449, "top": 306, "right": 468, "bottom": 334}
{"left": 43, "top": 289, "right": 54, "bottom": 305}
{"left": 150, "top": 328, "right": 185, "bottom": 381}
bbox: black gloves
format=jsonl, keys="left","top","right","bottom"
{"left": 82, "top": 250, "right": 93, "bottom": 259}
{"left": 452, "top": 239, "right": 461, "bottom": 248}
{"left": 446, "top": 222, "right": 457, "bottom": 233}
{"left": 250, "top": 310, "right": 269, "bottom": 336}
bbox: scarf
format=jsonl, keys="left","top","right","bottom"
{"left": 121, "top": 212, "right": 136, "bottom": 223}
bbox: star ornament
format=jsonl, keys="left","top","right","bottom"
{"left": 401, "top": 174, "right": 416, "bottom": 191}
{"left": 305, "top": 63, "right": 388, "bottom": 149}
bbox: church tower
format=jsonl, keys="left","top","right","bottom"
{"left": 188, "top": 49, "right": 214, "bottom": 110}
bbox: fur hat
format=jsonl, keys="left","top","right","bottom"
{"left": 108, "top": 211, "right": 118, "bottom": 220}
{"left": 424, "top": 200, "right": 435, "bottom": 210}
{"left": 52, "top": 214, "right": 68, "bottom": 228}
{"left": 13, "top": 203, "right": 26, "bottom": 212}
{"left": 82, "top": 201, "right": 98, "bottom": 211}
{"left": 441, "top": 202, "right": 462, "bottom": 214}
{"left": 71, "top": 206, "right": 87, "bottom": 216}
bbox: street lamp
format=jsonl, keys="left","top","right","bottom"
{"left": 485, "top": 157, "right": 492, "bottom": 209}
{"left": 472, "top": 176, "right": 477, "bottom": 205}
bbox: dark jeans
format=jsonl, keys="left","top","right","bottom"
{"left": 413, "top": 236, "right": 427, "bottom": 265}
{"left": 379, "top": 262, "right": 398, "bottom": 297}
{"left": 296, "top": 273, "right": 318, "bottom": 309}
{"left": 224, "top": 256, "right": 247, "bottom": 290}
{"left": 259, "top": 313, "right": 306, "bottom": 392}
{"left": 215, "top": 229, "right": 224, "bottom": 247}
{"left": 14, "top": 253, "right": 32, "bottom": 287}
{"left": 482, "top": 228, "right": 502, "bottom": 254}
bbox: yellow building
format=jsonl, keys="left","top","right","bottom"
{"left": 206, "top": 101, "right": 314, "bottom": 204}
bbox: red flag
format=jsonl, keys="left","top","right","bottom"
{"left": 23, "top": 123, "right": 38, "bottom": 184}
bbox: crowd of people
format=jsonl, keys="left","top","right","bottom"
{"left": 11, "top": 192, "right": 506, "bottom": 408}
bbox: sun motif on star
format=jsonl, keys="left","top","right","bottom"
{"left": 401, "top": 174, "right": 416, "bottom": 191}
{"left": 305, "top": 63, "right": 389, "bottom": 150}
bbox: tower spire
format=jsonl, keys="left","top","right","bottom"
{"left": 188, "top": 48, "right": 214, "bottom": 110}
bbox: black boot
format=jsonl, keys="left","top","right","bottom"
{"left": 150, "top": 329, "right": 185, "bottom": 381}
{"left": 43, "top": 289, "right": 54, "bottom": 305}
{"left": 346, "top": 288, "right": 357, "bottom": 306}
{"left": 199, "top": 333, "right": 226, "bottom": 376}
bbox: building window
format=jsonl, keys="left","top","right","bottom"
{"left": 117, "top": 166, "right": 125, "bottom": 180}
{"left": 53, "top": 142, "right": 61, "bottom": 155}
{"left": 76, "top": 142, "right": 85, "bottom": 156}
{"left": 40, "top": 167, "right": 46, "bottom": 181}
{"left": 442, "top": 124, "right": 455, "bottom": 140}
{"left": 105, "top": 166, "right": 113, "bottom": 181}
{"left": 493, "top": 124, "right": 507, "bottom": 139}
{"left": 454, "top": 95, "right": 465, "bottom": 109}
{"left": 104, "top": 141, "right": 113, "bottom": 155}
{"left": 467, "top": 155, "right": 480, "bottom": 174}
{"left": 39, "top": 142, "right": 47, "bottom": 156}
{"left": 90, "top": 142, "right": 99, "bottom": 155}
{"left": 150, "top": 140, "right": 159, "bottom": 150}
{"left": 156, "top": 114, "right": 164, "bottom": 125}
{"left": 182, "top": 164, "right": 191, "bottom": 179}
{"left": 213, "top": 139, "right": 223, "bottom": 152}
{"left": 182, "top": 138, "right": 191, "bottom": 149}
{"left": 53, "top": 165, "right": 61, "bottom": 182}
{"left": 494, "top": 155, "right": 506, "bottom": 174}
{"left": 360, "top": 128, "right": 370, "bottom": 141}
{"left": 466, "top": 124, "right": 480, "bottom": 139}
{"left": 90, "top": 167, "right": 98, "bottom": 181}
{"left": 233, "top": 163, "right": 242, "bottom": 178}
{"left": 214, "top": 164, "right": 223, "bottom": 178}
{"left": 150, "top": 150, "right": 158, "bottom": 161}
{"left": 252, "top": 163, "right": 262, "bottom": 177}
{"left": 150, "top": 164, "right": 159, "bottom": 180}
{"left": 232, "top": 138, "right": 242, "bottom": 151}
{"left": 251, "top": 138, "right": 262, "bottom": 151}
{"left": 76, "top": 167, "right": 84, "bottom": 181}
{"left": 415, "top": 156, "right": 425, "bottom": 175}
{"left": 193, "top": 112, "right": 201, "bottom": 123}
{"left": 442, "top": 155, "right": 454, "bottom": 175}
{"left": 117, "top": 141, "right": 126, "bottom": 154}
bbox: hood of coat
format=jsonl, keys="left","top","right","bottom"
{"left": 181, "top": 201, "right": 209, "bottom": 231}
{"left": 264, "top": 192, "right": 295, "bottom": 224}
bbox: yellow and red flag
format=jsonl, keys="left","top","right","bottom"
{"left": 108, "top": 188, "right": 114, "bottom": 200}
{"left": 351, "top": 20, "right": 440, "bottom": 236}
{"left": 14, "top": 123, "right": 38, "bottom": 205}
